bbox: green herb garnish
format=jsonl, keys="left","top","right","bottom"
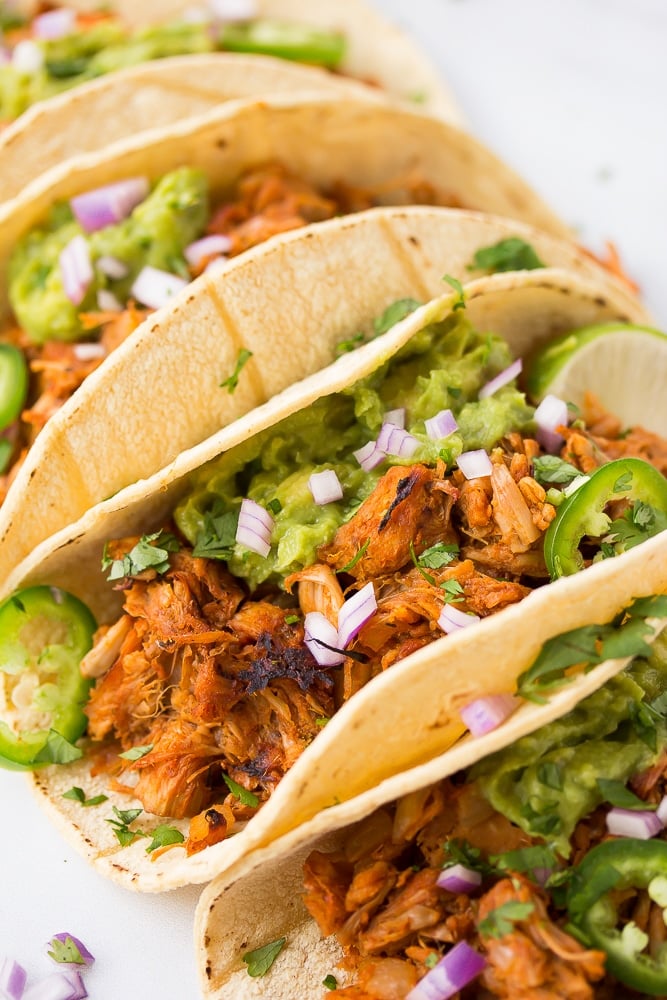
{"left": 106, "top": 806, "right": 147, "bottom": 847}
{"left": 192, "top": 504, "right": 239, "bottom": 560}
{"left": 442, "top": 274, "right": 465, "bottom": 310}
{"left": 339, "top": 538, "right": 370, "bottom": 572}
{"left": 532, "top": 456, "right": 582, "bottom": 486}
{"left": 33, "top": 730, "right": 83, "bottom": 765}
{"left": 479, "top": 901, "right": 535, "bottom": 939}
{"left": 118, "top": 744, "right": 154, "bottom": 761}
{"left": 145, "top": 824, "right": 185, "bottom": 853}
{"left": 418, "top": 542, "right": 459, "bottom": 569}
{"left": 47, "top": 936, "right": 86, "bottom": 966}
{"left": 62, "top": 786, "right": 108, "bottom": 807}
{"left": 596, "top": 779, "right": 656, "bottom": 811}
{"left": 468, "top": 238, "right": 545, "bottom": 274}
{"left": 373, "top": 298, "right": 421, "bottom": 336}
{"left": 242, "top": 937, "right": 286, "bottom": 977}
{"left": 102, "top": 530, "right": 180, "bottom": 581}
{"left": 323, "top": 974, "right": 338, "bottom": 990}
{"left": 220, "top": 348, "right": 253, "bottom": 393}
{"left": 223, "top": 773, "right": 260, "bottom": 808}
{"left": 335, "top": 332, "right": 365, "bottom": 355}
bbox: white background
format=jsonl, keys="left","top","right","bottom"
{"left": 0, "top": 2, "right": 665, "bottom": 997}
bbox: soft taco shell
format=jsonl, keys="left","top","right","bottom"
{"left": 0, "top": 118, "right": 648, "bottom": 583}
{"left": 193, "top": 619, "right": 667, "bottom": 998}
{"left": 12, "top": 0, "right": 461, "bottom": 121}
{"left": 0, "top": 54, "right": 385, "bottom": 204}
{"left": 9, "top": 268, "right": 666, "bottom": 891}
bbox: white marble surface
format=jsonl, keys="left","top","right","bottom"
{"left": 1, "top": 2, "right": 665, "bottom": 997}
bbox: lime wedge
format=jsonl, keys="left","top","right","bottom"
{"left": 526, "top": 324, "right": 667, "bottom": 434}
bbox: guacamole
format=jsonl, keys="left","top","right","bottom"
{"left": 175, "top": 312, "right": 535, "bottom": 590}
{"left": 472, "top": 631, "right": 667, "bottom": 856}
{"left": 8, "top": 167, "right": 209, "bottom": 344}
{"left": 0, "top": 14, "right": 346, "bottom": 121}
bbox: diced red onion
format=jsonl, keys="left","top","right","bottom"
{"left": 563, "top": 474, "right": 590, "bottom": 498}
{"left": 384, "top": 407, "right": 405, "bottom": 429}
{"left": 182, "top": 5, "right": 213, "bottom": 23}
{"left": 71, "top": 178, "right": 149, "bottom": 234}
{"left": 209, "top": 0, "right": 258, "bottom": 21}
{"left": 308, "top": 470, "right": 343, "bottom": 505}
{"left": 59, "top": 972, "right": 86, "bottom": 1000}
{"left": 438, "top": 604, "right": 481, "bottom": 635}
{"left": 406, "top": 941, "right": 486, "bottom": 1000}
{"left": 376, "top": 423, "right": 419, "bottom": 459}
{"left": 425, "top": 409, "right": 458, "bottom": 441}
{"left": 96, "top": 255, "right": 128, "bottom": 280}
{"left": 238, "top": 498, "right": 274, "bottom": 534}
{"left": 48, "top": 935, "right": 94, "bottom": 969}
{"left": 304, "top": 612, "right": 346, "bottom": 667}
{"left": 0, "top": 957, "right": 27, "bottom": 1000}
{"left": 436, "top": 864, "right": 482, "bottom": 894}
{"left": 606, "top": 808, "right": 663, "bottom": 840}
{"left": 73, "top": 343, "right": 106, "bottom": 362}
{"left": 130, "top": 266, "right": 188, "bottom": 310}
{"left": 96, "top": 289, "right": 123, "bottom": 313}
{"left": 235, "top": 499, "right": 273, "bottom": 557}
{"left": 479, "top": 359, "right": 522, "bottom": 399}
{"left": 33, "top": 8, "right": 76, "bottom": 39}
{"left": 59, "top": 236, "right": 93, "bottom": 306}
{"left": 23, "top": 972, "right": 82, "bottom": 1000}
{"left": 353, "top": 440, "right": 385, "bottom": 472}
{"left": 460, "top": 694, "right": 517, "bottom": 737}
{"left": 657, "top": 795, "right": 667, "bottom": 825}
{"left": 337, "top": 582, "right": 377, "bottom": 649}
{"left": 457, "top": 449, "right": 492, "bottom": 480}
{"left": 534, "top": 394, "right": 569, "bottom": 454}
{"left": 12, "top": 40, "right": 44, "bottom": 73}
{"left": 184, "top": 235, "right": 231, "bottom": 268}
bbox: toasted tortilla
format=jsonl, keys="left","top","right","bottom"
{"left": 0, "top": 107, "right": 648, "bottom": 584}
{"left": 193, "top": 619, "right": 667, "bottom": 998}
{"left": 10, "top": 0, "right": 461, "bottom": 127}
{"left": 7, "top": 267, "right": 665, "bottom": 891}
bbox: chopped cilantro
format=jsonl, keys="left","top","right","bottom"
{"left": 285, "top": 614, "right": 300, "bottom": 625}
{"left": 47, "top": 936, "right": 85, "bottom": 966}
{"left": 373, "top": 298, "right": 421, "bottom": 336}
{"left": 102, "top": 530, "right": 180, "bottom": 581}
{"left": 266, "top": 498, "right": 282, "bottom": 515}
{"left": 479, "top": 900, "right": 535, "bottom": 939}
{"left": 145, "top": 824, "right": 185, "bottom": 853}
{"left": 440, "top": 579, "right": 465, "bottom": 604}
{"left": 442, "top": 274, "right": 465, "bottom": 310}
{"left": 118, "top": 744, "right": 154, "bottom": 761}
{"left": 606, "top": 501, "right": 667, "bottom": 552}
{"left": 220, "top": 348, "right": 253, "bottom": 393}
{"left": 537, "top": 762, "right": 563, "bottom": 790}
{"left": 315, "top": 716, "right": 330, "bottom": 728}
{"left": 335, "top": 332, "right": 365, "bottom": 355}
{"left": 520, "top": 801, "right": 560, "bottom": 835}
{"left": 33, "top": 730, "right": 83, "bottom": 765}
{"left": 339, "top": 538, "right": 370, "bottom": 572}
{"left": 532, "top": 456, "right": 581, "bottom": 486}
{"left": 424, "top": 954, "right": 439, "bottom": 969}
{"left": 491, "top": 845, "right": 558, "bottom": 881}
{"left": 409, "top": 540, "right": 436, "bottom": 584}
{"left": 106, "top": 806, "right": 147, "bottom": 847}
{"left": 62, "top": 786, "right": 108, "bottom": 807}
{"left": 468, "top": 237, "right": 545, "bottom": 274}
{"left": 442, "top": 839, "right": 495, "bottom": 877}
{"left": 192, "top": 505, "right": 239, "bottom": 560}
{"left": 223, "top": 773, "right": 260, "bottom": 808}
{"left": 419, "top": 542, "right": 459, "bottom": 569}
{"left": 596, "top": 779, "right": 655, "bottom": 811}
{"left": 242, "top": 937, "right": 286, "bottom": 977}
{"left": 323, "top": 974, "right": 338, "bottom": 990}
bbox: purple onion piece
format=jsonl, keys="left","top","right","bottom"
{"left": 71, "top": 178, "right": 149, "bottom": 234}
{"left": 425, "top": 409, "right": 458, "bottom": 441}
{"left": 184, "top": 234, "right": 231, "bottom": 268}
{"left": 406, "top": 941, "right": 486, "bottom": 1000}
{"left": 460, "top": 694, "right": 517, "bottom": 737}
{"left": 33, "top": 8, "right": 75, "bottom": 39}
{"left": 59, "top": 236, "right": 93, "bottom": 307}
{"left": 384, "top": 426, "right": 419, "bottom": 458}
{"left": 308, "top": 469, "right": 343, "bottom": 505}
{"left": 0, "top": 956, "right": 27, "bottom": 1000}
{"left": 606, "top": 808, "right": 662, "bottom": 840}
{"left": 209, "top": 0, "right": 259, "bottom": 21}
{"left": 235, "top": 523, "right": 270, "bottom": 557}
{"left": 47, "top": 934, "right": 94, "bottom": 969}
{"left": 534, "top": 394, "right": 569, "bottom": 454}
{"left": 353, "top": 440, "right": 385, "bottom": 472}
{"left": 304, "top": 612, "right": 346, "bottom": 667}
{"left": 96, "top": 255, "right": 129, "bottom": 280}
{"left": 337, "top": 582, "right": 377, "bottom": 648}
{"left": 130, "top": 266, "right": 188, "bottom": 310}
{"left": 436, "top": 863, "right": 482, "bottom": 894}
{"left": 437, "top": 604, "right": 480, "bottom": 634}
{"left": 457, "top": 449, "right": 492, "bottom": 480}
{"left": 22, "top": 972, "right": 80, "bottom": 1000}
{"left": 479, "top": 358, "right": 522, "bottom": 400}
{"left": 383, "top": 407, "right": 405, "bottom": 429}
{"left": 12, "top": 40, "right": 44, "bottom": 73}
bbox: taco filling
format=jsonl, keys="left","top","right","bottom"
{"left": 7, "top": 307, "right": 667, "bottom": 856}
{"left": 298, "top": 630, "right": 667, "bottom": 999}
{"left": 0, "top": 2, "right": 349, "bottom": 123}
{"left": 1, "top": 161, "right": 446, "bottom": 504}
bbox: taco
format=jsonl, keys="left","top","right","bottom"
{"left": 194, "top": 610, "right": 667, "bottom": 998}
{"left": 3, "top": 267, "right": 667, "bottom": 892}
{"left": 0, "top": 102, "right": 636, "bottom": 584}
{"left": 2, "top": 0, "right": 460, "bottom": 124}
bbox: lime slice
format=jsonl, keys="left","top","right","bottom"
{"left": 526, "top": 324, "right": 667, "bottom": 434}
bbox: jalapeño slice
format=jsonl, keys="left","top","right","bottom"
{"left": 0, "top": 343, "right": 29, "bottom": 433}
{"left": 219, "top": 20, "right": 345, "bottom": 67}
{"left": 0, "top": 587, "right": 96, "bottom": 770}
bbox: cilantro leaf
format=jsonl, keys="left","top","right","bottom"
{"left": 323, "top": 975, "right": 338, "bottom": 990}
{"left": 373, "top": 298, "right": 421, "bottom": 336}
{"left": 192, "top": 507, "right": 239, "bottom": 560}
{"left": 479, "top": 901, "right": 535, "bottom": 939}
{"left": 145, "top": 824, "right": 185, "bottom": 853}
{"left": 223, "top": 773, "right": 260, "bottom": 808}
{"left": 596, "top": 779, "right": 655, "bottom": 811}
{"left": 418, "top": 542, "right": 459, "bottom": 569}
{"left": 47, "top": 936, "right": 86, "bottom": 965}
{"left": 106, "top": 806, "right": 147, "bottom": 847}
{"left": 285, "top": 614, "right": 300, "bottom": 625}
{"left": 442, "top": 274, "right": 465, "bottom": 310}
{"left": 33, "top": 730, "right": 83, "bottom": 765}
{"left": 220, "top": 348, "right": 253, "bottom": 393}
{"left": 626, "top": 594, "right": 667, "bottom": 619}
{"left": 440, "top": 579, "right": 465, "bottom": 604}
{"left": 339, "top": 538, "right": 370, "bottom": 572}
{"left": 468, "top": 237, "right": 545, "bottom": 274}
{"left": 242, "top": 937, "right": 286, "bottom": 977}
{"left": 118, "top": 744, "right": 153, "bottom": 761}
{"left": 532, "top": 456, "right": 582, "bottom": 486}
{"left": 537, "top": 762, "right": 563, "bottom": 790}
{"left": 442, "top": 839, "right": 496, "bottom": 877}
{"left": 62, "top": 786, "right": 108, "bottom": 807}
{"left": 606, "top": 502, "right": 667, "bottom": 553}
{"left": 335, "top": 332, "right": 365, "bottom": 355}
{"left": 103, "top": 530, "right": 179, "bottom": 581}
{"left": 491, "top": 845, "right": 558, "bottom": 880}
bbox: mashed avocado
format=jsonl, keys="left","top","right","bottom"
{"left": 175, "top": 312, "right": 535, "bottom": 590}
{"left": 472, "top": 631, "right": 667, "bottom": 856}
{"left": 8, "top": 167, "right": 209, "bottom": 344}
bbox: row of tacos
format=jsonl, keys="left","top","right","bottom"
{"left": 1, "top": 9, "right": 667, "bottom": 998}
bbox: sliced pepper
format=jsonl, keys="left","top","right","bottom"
{"left": 567, "top": 838, "right": 667, "bottom": 995}
{"left": 219, "top": 20, "right": 346, "bottom": 67}
{"left": 0, "top": 343, "right": 29, "bottom": 433}
{"left": 0, "top": 587, "right": 96, "bottom": 771}
{"left": 544, "top": 458, "right": 667, "bottom": 579}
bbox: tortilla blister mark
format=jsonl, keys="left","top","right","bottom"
{"left": 194, "top": 621, "right": 667, "bottom": 998}
{"left": 0, "top": 54, "right": 387, "bottom": 203}
{"left": 13, "top": 0, "right": 462, "bottom": 122}
{"left": 0, "top": 174, "right": 649, "bottom": 585}
{"left": 11, "top": 269, "right": 667, "bottom": 891}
